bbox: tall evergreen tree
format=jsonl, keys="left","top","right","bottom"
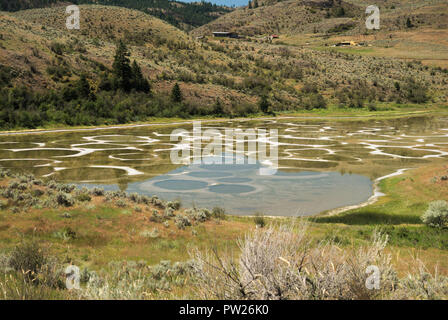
{"left": 112, "top": 40, "right": 133, "bottom": 92}
{"left": 171, "top": 83, "right": 183, "bottom": 103}
{"left": 131, "top": 60, "right": 150, "bottom": 93}
{"left": 75, "top": 74, "right": 93, "bottom": 99}
{"left": 258, "top": 95, "right": 269, "bottom": 113}
{"left": 213, "top": 98, "right": 224, "bottom": 116}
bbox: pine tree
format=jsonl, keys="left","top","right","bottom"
{"left": 171, "top": 83, "right": 183, "bottom": 103}
{"left": 213, "top": 98, "right": 224, "bottom": 116}
{"left": 253, "top": 0, "right": 259, "bottom": 8}
{"left": 112, "top": 40, "right": 133, "bottom": 92}
{"left": 131, "top": 60, "right": 151, "bottom": 93}
{"left": 259, "top": 95, "right": 269, "bottom": 114}
{"left": 75, "top": 75, "right": 92, "bottom": 99}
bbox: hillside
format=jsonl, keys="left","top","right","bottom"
{"left": 192, "top": 0, "right": 362, "bottom": 36}
{"left": 192, "top": 0, "right": 448, "bottom": 36}
{"left": 13, "top": 5, "right": 191, "bottom": 44}
{"left": 0, "top": 0, "right": 234, "bottom": 31}
{"left": 0, "top": 3, "right": 447, "bottom": 130}
{"left": 0, "top": 0, "right": 63, "bottom": 11}
{"left": 79, "top": 0, "right": 234, "bottom": 31}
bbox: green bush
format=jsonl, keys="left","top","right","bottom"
{"left": 166, "top": 200, "right": 181, "bottom": 211}
{"left": 56, "top": 192, "right": 75, "bottom": 207}
{"left": 212, "top": 207, "right": 226, "bottom": 220}
{"left": 421, "top": 201, "right": 448, "bottom": 228}
{"left": 175, "top": 215, "right": 191, "bottom": 230}
{"left": 115, "top": 199, "right": 127, "bottom": 208}
{"left": 9, "top": 241, "right": 47, "bottom": 280}
{"left": 76, "top": 193, "right": 92, "bottom": 202}
{"left": 254, "top": 212, "right": 266, "bottom": 228}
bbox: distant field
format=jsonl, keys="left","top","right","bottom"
{"left": 281, "top": 28, "right": 448, "bottom": 68}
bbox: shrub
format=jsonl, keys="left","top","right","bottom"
{"left": 115, "top": 199, "right": 127, "bottom": 208}
{"left": 404, "top": 78, "right": 428, "bottom": 103}
{"left": 421, "top": 201, "right": 448, "bottom": 228}
{"left": 191, "top": 224, "right": 397, "bottom": 300}
{"left": 175, "top": 215, "right": 191, "bottom": 230}
{"left": 56, "top": 192, "right": 75, "bottom": 207}
{"left": 140, "top": 228, "right": 159, "bottom": 239}
{"left": 49, "top": 42, "right": 65, "bottom": 55}
{"left": 9, "top": 241, "right": 47, "bottom": 281}
{"left": 186, "top": 208, "right": 210, "bottom": 222}
{"left": 32, "top": 189, "right": 45, "bottom": 197}
{"left": 150, "top": 210, "right": 163, "bottom": 223}
{"left": 151, "top": 196, "right": 165, "bottom": 209}
{"left": 166, "top": 200, "right": 181, "bottom": 211}
{"left": 32, "top": 179, "right": 43, "bottom": 186}
{"left": 303, "top": 93, "right": 327, "bottom": 110}
{"left": 128, "top": 193, "right": 142, "bottom": 204}
{"left": 76, "top": 193, "right": 92, "bottom": 202}
{"left": 212, "top": 207, "right": 226, "bottom": 220}
{"left": 61, "top": 212, "right": 72, "bottom": 219}
{"left": 90, "top": 187, "right": 105, "bottom": 196}
{"left": 57, "top": 184, "right": 76, "bottom": 193}
{"left": 254, "top": 212, "right": 266, "bottom": 228}
{"left": 164, "top": 208, "right": 175, "bottom": 218}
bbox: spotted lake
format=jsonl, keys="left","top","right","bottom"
{"left": 1, "top": 116, "right": 447, "bottom": 216}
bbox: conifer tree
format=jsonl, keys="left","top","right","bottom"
{"left": 112, "top": 40, "right": 133, "bottom": 92}
{"left": 259, "top": 95, "right": 269, "bottom": 113}
{"left": 131, "top": 60, "right": 150, "bottom": 93}
{"left": 171, "top": 83, "right": 183, "bottom": 103}
{"left": 213, "top": 98, "right": 224, "bottom": 115}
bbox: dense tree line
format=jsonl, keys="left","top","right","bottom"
{"left": 0, "top": 0, "right": 231, "bottom": 30}
{"left": 77, "top": 0, "right": 232, "bottom": 29}
{"left": 81, "top": 0, "right": 230, "bottom": 28}
{"left": 0, "top": 0, "right": 60, "bottom": 11}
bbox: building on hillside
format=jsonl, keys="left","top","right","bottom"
{"left": 212, "top": 31, "right": 239, "bottom": 38}
{"left": 333, "top": 41, "right": 358, "bottom": 47}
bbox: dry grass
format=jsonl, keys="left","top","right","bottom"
{"left": 191, "top": 222, "right": 448, "bottom": 299}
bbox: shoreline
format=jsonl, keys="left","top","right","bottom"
{"left": 0, "top": 109, "right": 440, "bottom": 136}
{"left": 240, "top": 168, "right": 411, "bottom": 219}
{"left": 324, "top": 168, "right": 411, "bottom": 217}
{"left": 0, "top": 111, "right": 438, "bottom": 219}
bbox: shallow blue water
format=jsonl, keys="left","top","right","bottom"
{"left": 79, "top": 154, "right": 373, "bottom": 216}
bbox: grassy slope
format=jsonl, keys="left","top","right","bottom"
{"left": 195, "top": 0, "right": 448, "bottom": 68}
{"left": 0, "top": 162, "right": 447, "bottom": 286}
{"left": 193, "top": 0, "right": 448, "bottom": 36}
